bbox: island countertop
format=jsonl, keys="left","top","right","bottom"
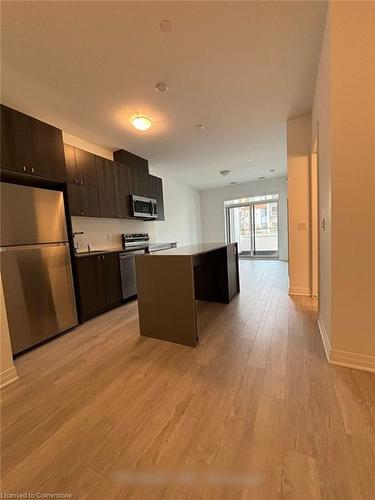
{"left": 142, "top": 242, "right": 229, "bottom": 257}
{"left": 135, "top": 242, "right": 240, "bottom": 347}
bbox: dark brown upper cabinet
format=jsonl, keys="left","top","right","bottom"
{"left": 0, "top": 104, "right": 66, "bottom": 181}
{"left": 65, "top": 145, "right": 97, "bottom": 187}
{"left": 115, "top": 162, "right": 132, "bottom": 218}
{"left": 64, "top": 144, "right": 164, "bottom": 221}
{"left": 151, "top": 175, "right": 165, "bottom": 220}
{"left": 64, "top": 144, "right": 100, "bottom": 217}
{"left": 114, "top": 149, "right": 154, "bottom": 198}
{"left": 67, "top": 184, "right": 100, "bottom": 218}
{"left": 113, "top": 149, "right": 149, "bottom": 175}
{"left": 96, "top": 157, "right": 118, "bottom": 218}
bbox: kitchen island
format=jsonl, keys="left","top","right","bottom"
{"left": 135, "top": 243, "right": 239, "bottom": 346}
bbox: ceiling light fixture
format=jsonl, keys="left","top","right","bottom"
{"left": 195, "top": 124, "right": 206, "bottom": 130}
{"left": 155, "top": 81, "right": 168, "bottom": 92}
{"left": 130, "top": 115, "right": 152, "bottom": 131}
{"left": 220, "top": 170, "right": 231, "bottom": 176}
{"left": 249, "top": 158, "right": 255, "bottom": 163}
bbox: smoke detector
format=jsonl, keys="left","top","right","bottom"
{"left": 155, "top": 81, "right": 168, "bottom": 93}
{"left": 160, "top": 19, "right": 172, "bottom": 33}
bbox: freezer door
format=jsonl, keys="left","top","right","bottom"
{"left": 0, "top": 243, "right": 78, "bottom": 354}
{"left": 0, "top": 183, "right": 68, "bottom": 246}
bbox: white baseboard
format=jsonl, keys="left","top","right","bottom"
{"left": 288, "top": 286, "right": 311, "bottom": 296}
{"left": 317, "top": 315, "right": 375, "bottom": 373}
{"left": 317, "top": 315, "right": 331, "bottom": 362}
{"left": 330, "top": 351, "right": 375, "bottom": 373}
{"left": 0, "top": 366, "right": 19, "bottom": 389}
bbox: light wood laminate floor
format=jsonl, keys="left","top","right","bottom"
{"left": 1, "top": 260, "right": 374, "bottom": 499}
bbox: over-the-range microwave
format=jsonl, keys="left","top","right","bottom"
{"left": 129, "top": 194, "right": 158, "bottom": 219}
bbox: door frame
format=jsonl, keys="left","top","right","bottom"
{"left": 311, "top": 129, "right": 320, "bottom": 305}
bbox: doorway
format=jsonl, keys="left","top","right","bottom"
{"left": 225, "top": 194, "right": 279, "bottom": 258}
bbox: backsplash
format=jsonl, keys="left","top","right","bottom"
{"left": 71, "top": 217, "right": 156, "bottom": 252}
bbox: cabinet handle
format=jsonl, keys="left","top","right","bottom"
{"left": 97, "top": 256, "right": 100, "bottom": 260}
{"left": 31, "top": 167, "right": 35, "bottom": 174}
{"left": 80, "top": 211, "right": 85, "bottom": 216}
{"left": 80, "top": 179, "right": 83, "bottom": 185}
{"left": 23, "top": 166, "right": 27, "bottom": 172}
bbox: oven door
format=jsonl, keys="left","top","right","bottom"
{"left": 130, "top": 195, "right": 158, "bottom": 219}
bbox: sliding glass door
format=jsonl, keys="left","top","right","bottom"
{"left": 252, "top": 201, "right": 278, "bottom": 256}
{"left": 226, "top": 196, "right": 279, "bottom": 258}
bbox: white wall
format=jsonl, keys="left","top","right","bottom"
{"left": 312, "top": 11, "right": 332, "bottom": 344}
{"left": 63, "top": 133, "right": 202, "bottom": 250}
{"left": 199, "top": 176, "right": 288, "bottom": 261}
{"left": 313, "top": 1, "right": 375, "bottom": 371}
{"left": 287, "top": 114, "right": 312, "bottom": 296}
{"left": 150, "top": 170, "right": 202, "bottom": 247}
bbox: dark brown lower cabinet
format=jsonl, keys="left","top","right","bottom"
{"left": 76, "top": 252, "right": 123, "bottom": 321}
{"left": 67, "top": 183, "right": 100, "bottom": 217}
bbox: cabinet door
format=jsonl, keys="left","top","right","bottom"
{"left": 139, "top": 171, "right": 153, "bottom": 198}
{"left": 115, "top": 162, "right": 132, "bottom": 218}
{"left": 1, "top": 105, "right": 33, "bottom": 173}
{"left": 151, "top": 175, "right": 164, "bottom": 220}
{"left": 0, "top": 105, "right": 66, "bottom": 180}
{"left": 75, "top": 148, "right": 98, "bottom": 187}
{"left": 102, "top": 253, "right": 123, "bottom": 309}
{"left": 64, "top": 144, "right": 78, "bottom": 183}
{"left": 67, "top": 184, "right": 100, "bottom": 217}
{"left": 128, "top": 166, "right": 140, "bottom": 196}
{"left": 31, "top": 118, "right": 66, "bottom": 181}
{"left": 96, "top": 157, "right": 118, "bottom": 218}
{"left": 77, "top": 255, "right": 105, "bottom": 321}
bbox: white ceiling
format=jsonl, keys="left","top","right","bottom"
{"left": 1, "top": 1, "right": 327, "bottom": 189}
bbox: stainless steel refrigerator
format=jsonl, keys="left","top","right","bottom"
{"left": 0, "top": 183, "right": 78, "bottom": 354}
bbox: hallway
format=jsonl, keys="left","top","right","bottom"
{"left": 1, "top": 260, "right": 374, "bottom": 499}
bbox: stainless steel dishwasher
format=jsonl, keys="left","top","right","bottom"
{"left": 119, "top": 250, "right": 145, "bottom": 300}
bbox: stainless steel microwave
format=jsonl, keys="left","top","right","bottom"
{"left": 129, "top": 195, "right": 158, "bottom": 219}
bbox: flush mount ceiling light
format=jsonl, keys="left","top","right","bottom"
{"left": 219, "top": 170, "right": 231, "bottom": 176}
{"left": 249, "top": 157, "right": 255, "bottom": 163}
{"left": 155, "top": 81, "right": 168, "bottom": 92}
{"left": 131, "top": 115, "right": 152, "bottom": 131}
{"left": 160, "top": 19, "right": 172, "bottom": 33}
